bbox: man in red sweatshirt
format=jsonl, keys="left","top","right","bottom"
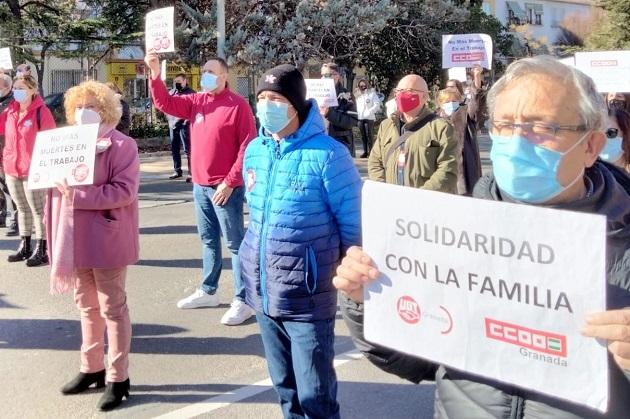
{"left": 145, "top": 52, "right": 257, "bottom": 325}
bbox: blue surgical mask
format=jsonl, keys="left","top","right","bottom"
{"left": 12, "top": 89, "right": 29, "bottom": 103}
{"left": 200, "top": 72, "right": 218, "bottom": 92}
{"left": 490, "top": 132, "right": 589, "bottom": 203}
{"left": 599, "top": 137, "right": 624, "bottom": 162}
{"left": 442, "top": 101, "right": 460, "bottom": 117}
{"left": 256, "top": 100, "right": 294, "bottom": 134}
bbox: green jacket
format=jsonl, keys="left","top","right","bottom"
{"left": 368, "top": 107, "right": 458, "bottom": 192}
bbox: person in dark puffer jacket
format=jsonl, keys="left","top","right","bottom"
{"left": 333, "top": 56, "right": 630, "bottom": 418}
{"left": 240, "top": 64, "right": 361, "bottom": 419}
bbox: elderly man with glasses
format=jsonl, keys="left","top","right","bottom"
{"left": 334, "top": 56, "right": 630, "bottom": 418}
{"left": 368, "top": 74, "right": 458, "bottom": 192}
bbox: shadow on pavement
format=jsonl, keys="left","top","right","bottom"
{"left": 0, "top": 318, "right": 267, "bottom": 356}
{"left": 136, "top": 257, "right": 232, "bottom": 270}
{"left": 0, "top": 237, "right": 18, "bottom": 251}
{"left": 139, "top": 225, "right": 198, "bottom": 235}
{"left": 0, "top": 293, "right": 23, "bottom": 309}
{"left": 112, "top": 381, "right": 434, "bottom": 416}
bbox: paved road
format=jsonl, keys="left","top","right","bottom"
{"left": 0, "top": 136, "right": 490, "bottom": 419}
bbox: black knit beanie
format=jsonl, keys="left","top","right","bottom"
{"left": 256, "top": 64, "right": 309, "bottom": 123}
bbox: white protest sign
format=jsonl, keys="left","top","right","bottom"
{"left": 559, "top": 56, "right": 575, "bottom": 67}
{"left": 0, "top": 47, "right": 12, "bottom": 70}
{"left": 362, "top": 180, "right": 608, "bottom": 412}
{"left": 442, "top": 34, "right": 493, "bottom": 70}
{"left": 385, "top": 98, "right": 397, "bottom": 118}
{"left": 305, "top": 78, "right": 338, "bottom": 107}
{"left": 28, "top": 124, "right": 99, "bottom": 190}
{"left": 575, "top": 50, "right": 630, "bottom": 93}
{"left": 447, "top": 67, "right": 467, "bottom": 83}
{"left": 145, "top": 7, "right": 175, "bottom": 53}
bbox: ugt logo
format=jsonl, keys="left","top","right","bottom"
{"left": 397, "top": 296, "right": 421, "bottom": 324}
{"left": 485, "top": 318, "right": 567, "bottom": 357}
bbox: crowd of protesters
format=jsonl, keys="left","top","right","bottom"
{"left": 1, "top": 53, "right": 629, "bottom": 418}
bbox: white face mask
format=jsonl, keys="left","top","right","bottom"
{"left": 75, "top": 108, "right": 102, "bottom": 125}
{"left": 442, "top": 101, "right": 460, "bottom": 117}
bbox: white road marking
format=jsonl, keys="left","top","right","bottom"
{"left": 153, "top": 350, "right": 363, "bottom": 419}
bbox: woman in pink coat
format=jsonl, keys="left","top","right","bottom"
{"left": 0, "top": 75, "right": 56, "bottom": 266}
{"left": 46, "top": 81, "right": 139, "bottom": 412}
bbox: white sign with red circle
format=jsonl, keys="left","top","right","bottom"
{"left": 27, "top": 124, "right": 99, "bottom": 190}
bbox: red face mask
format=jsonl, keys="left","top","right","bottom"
{"left": 396, "top": 91, "right": 420, "bottom": 113}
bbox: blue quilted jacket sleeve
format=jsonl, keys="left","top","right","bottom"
{"left": 322, "top": 145, "right": 362, "bottom": 252}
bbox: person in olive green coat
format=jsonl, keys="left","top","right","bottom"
{"left": 368, "top": 75, "right": 458, "bottom": 192}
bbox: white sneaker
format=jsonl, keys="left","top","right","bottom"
{"left": 177, "top": 289, "right": 220, "bottom": 309}
{"left": 220, "top": 300, "right": 255, "bottom": 325}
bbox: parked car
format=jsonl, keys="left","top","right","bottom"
{"left": 43, "top": 92, "right": 66, "bottom": 126}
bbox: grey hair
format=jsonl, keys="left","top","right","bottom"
{"left": 0, "top": 73, "right": 11, "bottom": 89}
{"left": 487, "top": 55, "right": 607, "bottom": 131}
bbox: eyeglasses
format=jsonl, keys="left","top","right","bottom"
{"left": 606, "top": 128, "right": 619, "bottom": 139}
{"left": 321, "top": 72, "right": 338, "bottom": 78}
{"left": 487, "top": 119, "right": 589, "bottom": 151}
{"left": 393, "top": 88, "right": 426, "bottom": 96}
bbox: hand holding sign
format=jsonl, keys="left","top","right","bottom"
{"left": 333, "top": 246, "right": 380, "bottom": 303}
{"left": 54, "top": 178, "right": 74, "bottom": 199}
{"left": 144, "top": 51, "right": 161, "bottom": 79}
{"left": 582, "top": 308, "right": 630, "bottom": 371}
{"left": 145, "top": 7, "right": 175, "bottom": 54}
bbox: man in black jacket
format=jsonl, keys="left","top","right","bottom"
{"left": 319, "top": 63, "right": 357, "bottom": 157}
{"left": 333, "top": 56, "right": 630, "bottom": 418}
{"left": 166, "top": 73, "right": 196, "bottom": 181}
{"left": 0, "top": 73, "right": 17, "bottom": 235}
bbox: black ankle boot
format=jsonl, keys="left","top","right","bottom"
{"left": 26, "top": 239, "right": 49, "bottom": 267}
{"left": 61, "top": 370, "right": 106, "bottom": 394}
{"left": 7, "top": 236, "right": 31, "bottom": 262}
{"left": 98, "top": 379, "right": 130, "bottom": 411}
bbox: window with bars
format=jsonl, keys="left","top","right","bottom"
{"left": 236, "top": 76, "right": 250, "bottom": 99}
{"left": 49, "top": 69, "right": 91, "bottom": 94}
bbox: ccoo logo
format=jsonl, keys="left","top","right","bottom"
{"left": 397, "top": 296, "right": 421, "bottom": 324}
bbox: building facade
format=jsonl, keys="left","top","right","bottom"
{"left": 482, "top": 0, "right": 594, "bottom": 44}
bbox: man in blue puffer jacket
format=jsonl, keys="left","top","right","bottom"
{"left": 240, "top": 64, "right": 361, "bottom": 419}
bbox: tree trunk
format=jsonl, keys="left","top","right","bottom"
{"left": 35, "top": 44, "right": 50, "bottom": 97}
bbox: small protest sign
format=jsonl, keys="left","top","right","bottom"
{"left": 28, "top": 124, "right": 99, "bottom": 190}
{"left": 442, "top": 34, "right": 493, "bottom": 69}
{"left": 0, "top": 48, "right": 12, "bottom": 70}
{"left": 305, "top": 79, "right": 339, "bottom": 107}
{"left": 575, "top": 51, "right": 630, "bottom": 93}
{"left": 145, "top": 7, "right": 175, "bottom": 53}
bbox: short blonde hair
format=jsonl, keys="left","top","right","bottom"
{"left": 13, "top": 75, "right": 38, "bottom": 91}
{"left": 64, "top": 81, "right": 122, "bottom": 125}
{"left": 437, "top": 89, "right": 462, "bottom": 106}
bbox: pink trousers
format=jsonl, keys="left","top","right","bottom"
{"left": 74, "top": 267, "right": 131, "bottom": 382}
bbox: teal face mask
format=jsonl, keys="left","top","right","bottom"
{"left": 490, "top": 131, "right": 589, "bottom": 203}
{"left": 256, "top": 100, "right": 294, "bottom": 134}
{"left": 599, "top": 137, "right": 624, "bottom": 162}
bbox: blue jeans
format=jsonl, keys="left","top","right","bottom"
{"left": 256, "top": 312, "right": 340, "bottom": 419}
{"left": 193, "top": 184, "right": 245, "bottom": 301}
